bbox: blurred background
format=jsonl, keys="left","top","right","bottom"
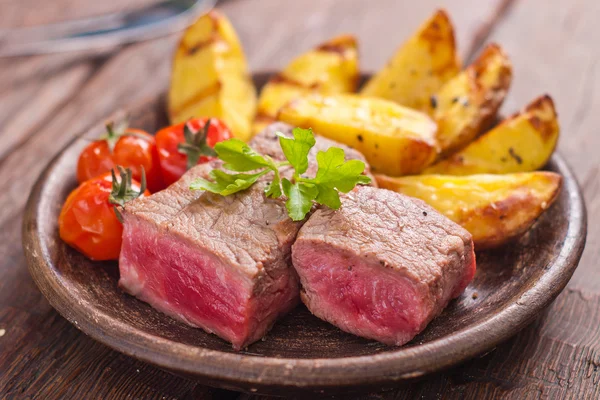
{"left": 1, "top": 0, "right": 599, "bottom": 399}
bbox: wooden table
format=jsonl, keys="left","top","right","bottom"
{"left": 1, "top": 0, "right": 598, "bottom": 398}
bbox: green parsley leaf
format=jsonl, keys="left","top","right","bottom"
{"left": 313, "top": 147, "right": 372, "bottom": 192}
{"left": 276, "top": 127, "right": 316, "bottom": 175}
{"left": 264, "top": 168, "right": 282, "bottom": 198}
{"left": 190, "top": 127, "right": 371, "bottom": 221}
{"left": 214, "top": 139, "right": 272, "bottom": 172}
{"left": 282, "top": 179, "right": 318, "bottom": 221}
{"left": 264, "top": 180, "right": 282, "bottom": 198}
{"left": 190, "top": 169, "right": 268, "bottom": 196}
{"left": 314, "top": 184, "right": 341, "bottom": 209}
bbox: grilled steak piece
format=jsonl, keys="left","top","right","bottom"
{"left": 118, "top": 123, "right": 371, "bottom": 349}
{"left": 292, "top": 186, "right": 476, "bottom": 346}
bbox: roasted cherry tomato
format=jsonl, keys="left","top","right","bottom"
{"left": 76, "top": 123, "right": 164, "bottom": 192}
{"left": 59, "top": 168, "right": 149, "bottom": 261}
{"left": 155, "top": 118, "right": 233, "bottom": 186}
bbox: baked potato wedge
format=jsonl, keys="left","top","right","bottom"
{"left": 277, "top": 93, "right": 438, "bottom": 176}
{"left": 423, "top": 95, "right": 559, "bottom": 175}
{"left": 431, "top": 43, "right": 513, "bottom": 157}
{"left": 253, "top": 35, "right": 359, "bottom": 135}
{"left": 168, "top": 10, "right": 257, "bottom": 141}
{"left": 376, "top": 172, "right": 562, "bottom": 249}
{"left": 360, "top": 9, "right": 460, "bottom": 112}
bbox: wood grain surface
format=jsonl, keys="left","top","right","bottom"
{"left": 0, "top": 0, "right": 598, "bottom": 399}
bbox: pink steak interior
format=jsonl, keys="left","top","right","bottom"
{"left": 119, "top": 215, "right": 299, "bottom": 349}
{"left": 293, "top": 242, "right": 431, "bottom": 346}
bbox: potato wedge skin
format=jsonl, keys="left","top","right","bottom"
{"left": 168, "top": 10, "right": 257, "bottom": 141}
{"left": 424, "top": 95, "right": 559, "bottom": 175}
{"left": 253, "top": 35, "right": 359, "bottom": 135}
{"left": 432, "top": 43, "right": 513, "bottom": 157}
{"left": 360, "top": 9, "right": 460, "bottom": 112}
{"left": 376, "top": 172, "right": 562, "bottom": 249}
{"left": 277, "top": 93, "right": 438, "bottom": 176}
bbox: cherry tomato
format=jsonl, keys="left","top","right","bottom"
{"left": 77, "top": 126, "right": 164, "bottom": 193}
{"left": 59, "top": 170, "right": 149, "bottom": 261}
{"left": 155, "top": 118, "right": 233, "bottom": 186}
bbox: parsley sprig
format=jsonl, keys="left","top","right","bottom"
{"left": 190, "top": 127, "right": 371, "bottom": 221}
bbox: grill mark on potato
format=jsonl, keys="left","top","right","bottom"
{"left": 525, "top": 94, "right": 554, "bottom": 113}
{"left": 169, "top": 81, "right": 222, "bottom": 115}
{"left": 254, "top": 112, "right": 276, "bottom": 124}
{"left": 269, "top": 74, "right": 321, "bottom": 90}
{"left": 529, "top": 115, "right": 557, "bottom": 143}
{"left": 525, "top": 95, "right": 557, "bottom": 142}
{"left": 420, "top": 17, "right": 454, "bottom": 50}
{"left": 184, "top": 35, "right": 219, "bottom": 55}
{"left": 315, "top": 35, "right": 356, "bottom": 57}
{"left": 182, "top": 11, "right": 221, "bottom": 55}
{"left": 419, "top": 11, "right": 457, "bottom": 66}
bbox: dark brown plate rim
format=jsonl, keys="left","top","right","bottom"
{"left": 23, "top": 89, "right": 587, "bottom": 391}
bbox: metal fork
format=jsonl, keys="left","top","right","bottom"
{"left": 0, "top": 0, "right": 216, "bottom": 57}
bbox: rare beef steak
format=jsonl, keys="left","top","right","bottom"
{"left": 118, "top": 123, "right": 371, "bottom": 349}
{"left": 292, "top": 186, "right": 476, "bottom": 346}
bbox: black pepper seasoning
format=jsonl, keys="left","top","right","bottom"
{"left": 508, "top": 147, "right": 523, "bottom": 164}
{"left": 430, "top": 96, "right": 438, "bottom": 109}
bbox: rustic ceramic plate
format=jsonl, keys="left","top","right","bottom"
{"left": 23, "top": 73, "right": 587, "bottom": 395}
